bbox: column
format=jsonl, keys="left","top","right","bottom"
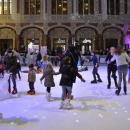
{"left": 120, "top": 0, "right": 124, "bottom": 14}
{"left": 101, "top": 0, "right": 107, "bottom": 22}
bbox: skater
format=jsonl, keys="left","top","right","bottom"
{"left": 59, "top": 57, "right": 85, "bottom": 109}
{"left": 105, "top": 47, "right": 118, "bottom": 89}
{"left": 7, "top": 51, "right": 18, "bottom": 94}
{"left": 27, "top": 64, "right": 36, "bottom": 95}
{"left": 40, "top": 63, "right": 57, "bottom": 102}
{"left": 36, "top": 51, "right": 42, "bottom": 72}
{"left": 0, "top": 61, "right": 5, "bottom": 78}
{"left": 91, "top": 51, "right": 102, "bottom": 84}
{"left": 16, "top": 59, "right": 21, "bottom": 80}
{"left": 111, "top": 48, "right": 130, "bottom": 95}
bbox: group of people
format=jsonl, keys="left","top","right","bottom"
{"left": 0, "top": 45, "right": 130, "bottom": 109}
{"left": 106, "top": 47, "right": 130, "bottom": 95}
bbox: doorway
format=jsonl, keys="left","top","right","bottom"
{"left": 0, "top": 39, "right": 13, "bottom": 55}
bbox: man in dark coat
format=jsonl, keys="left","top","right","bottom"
{"left": 6, "top": 50, "right": 18, "bottom": 94}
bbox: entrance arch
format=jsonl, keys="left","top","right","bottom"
{"left": 75, "top": 27, "right": 99, "bottom": 54}
{"left": 47, "top": 27, "right": 72, "bottom": 53}
{"left": 102, "top": 27, "right": 124, "bottom": 49}
{"left": 19, "top": 27, "right": 44, "bottom": 52}
{"left": 0, "top": 27, "right": 16, "bottom": 54}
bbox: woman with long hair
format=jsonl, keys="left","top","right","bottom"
{"left": 111, "top": 47, "right": 130, "bottom": 95}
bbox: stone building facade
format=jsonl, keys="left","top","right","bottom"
{"left": 0, "top": 0, "right": 130, "bottom": 54}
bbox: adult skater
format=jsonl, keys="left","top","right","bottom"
{"left": 59, "top": 56, "right": 85, "bottom": 109}
{"left": 105, "top": 47, "right": 118, "bottom": 89}
{"left": 111, "top": 47, "right": 130, "bottom": 95}
{"left": 6, "top": 49, "right": 18, "bottom": 94}
{"left": 61, "top": 46, "right": 80, "bottom": 99}
{"left": 91, "top": 51, "right": 102, "bottom": 83}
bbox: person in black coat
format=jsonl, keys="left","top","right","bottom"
{"left": 36, "top": 51, "right": 42, "bottom": 71}
{"left": 105, "top": 47, "right": 118, "bottom": 89}
{"left": 6, "top": 50, "right": 18, "bottom": 94}
{"left": 59, "top": 56, "right": 85, "bottom": 109}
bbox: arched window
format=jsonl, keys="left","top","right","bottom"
{"left": 51, "top": 0, "right": 68, "bottom": 15}
{"left": 24, "top": 0, "right": 41, "bottom": 15}
{"left": 107, "top": 0, "right": 120, "bottom": 15}
{"left": 78, "top": 0, "right": 94, "bottom": 15}
{"left": 124, "top": 0, "right": 127, "bottom": 14}
{"left": 0, "top": 0, "right": 12, "bottom": 14}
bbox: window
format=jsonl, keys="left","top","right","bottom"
{"left": 0, "top": 0, "right": 12, "bottom": 15}
{"left": 107, "top": 0, "right": 120, "bottom": 15}
{"left": 124, "top": 0, "right": 127, "bottom": 14}
{"left": 51, "top": 0, "right": 68, "bottom": 15}
{"left": 24, "top": 0, "right": 41, "bottom": 15}
{"left": 99, "top": 0, "right": 102, "bottom": 14}
{"left": 78, "top": 0, "right": 94, "bottom": 15}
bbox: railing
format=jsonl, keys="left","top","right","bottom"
{"left": 1, "top": 55, "right": 107, "bottom": 66}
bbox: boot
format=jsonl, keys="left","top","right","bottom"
{"left": 27, "top": 90, "right": 32, "bottom": 94}
{"left": 46, "top": 92, "right": 51, "bottom": 102}
{"left": 97, "top": 79, "right": 102, "bottom": 82}
{"left": 30, "top": 90, "right": 35, "bottom": 95}
{"left": 107, "top": 84, "right": 111, "bottom": 89}
{"left": 115, "top": 87, "right": 121, "bottom": 96}
{"left": 65, "top": 99, "right": 73, "bottom": 109}
{"left": 124, "top": 86, "right": 127, "bottom": 95}
{"left": 12, "top": 87, "right": 18, "bottom": 95}
{"left": 59, "top": 101, "right": 65, "bottom": 109}
{"left": 27, "top": 90, "right": 35, "bottom": 95}
{"left": 91, "top": 80, "right": 97, "bottom": 84}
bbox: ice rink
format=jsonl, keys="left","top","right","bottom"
{"left": 0, "top": 66, "right": 130, "bottom": 130}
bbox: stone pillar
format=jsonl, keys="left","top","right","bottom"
{"left": 101, "top": 0, "right": 107, "bottom": 22}
{"left": 98, "top": 34, "right": 104, "bottom": 50}
{"left": 15, "top": 34, "right": 20, "bottom": 50}
{"left": 95, "top": 0, "right": 99, "bottom": 15}
{"left": 120, "top": 0, "right": 125, "bottom": 14}
{"left": 128, "top": 0, "right": 130, "bottom": 14}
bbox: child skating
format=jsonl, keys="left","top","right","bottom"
{"left": 40, "top": 63, "right": 58, "bottom": 102}
{"left": 27, "top": 64, "right": 36, "bottom": 95}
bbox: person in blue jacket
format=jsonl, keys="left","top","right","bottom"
{"left": 91, "top": 51, "right": 102, "bottom": 84}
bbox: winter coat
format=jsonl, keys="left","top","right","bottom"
{"left": 36, "top": 53, "right": 42, "bottom": 61}
{"left": 91, "top": 55, "right": 99, "bottom": 67}
{"left": 44, "top": 64, "right": 55, "bottom": 87}
{"left": 7, "top": 56, "right": 18, "bottom": 74}
{"left": 105, "top": 53, "right": 117, "bottom": 71}
{"left": 59, "top": 64, "right": 76, "bottom": 87}
{"left": 28, "top": 69, "right": 36, "bottom": 82}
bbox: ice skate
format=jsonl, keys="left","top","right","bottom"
{"left": 91, "top": 80, "right": 97, "bottom": 84}
{"left": 59, "top": 101, "right": 65, "bottom": 109}
{"left": 27, "top": 90, "right": 35, "bottom": 95}
{"left": 12, "top": 88, "right": 18, "bottom": 95}
{"left": 97, "top": 79, "right": 102, "bottom": 82}
{"left": 64, "top": 99, "right": 73, "bottom": 110}
{"left": 46, "top": 92, "right": 51, "bottom": 102}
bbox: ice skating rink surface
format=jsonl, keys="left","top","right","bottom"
{"left": 0, "top": 66, "right": 130, "bottom": 130}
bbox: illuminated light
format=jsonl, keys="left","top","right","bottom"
{"left": 85, "top": 3, "right": 88, "bottom": 6}
{"left": 82, "top": 39, "right": 92, "bottom": 44}
{"left": 63, "top": 0, "right": 67, "bottom": 3}
{"left": 58, "top": 4, "right": 62, "bottom": 7}
{"left": 63, "top": 8, "right": 67, "bottom": 11}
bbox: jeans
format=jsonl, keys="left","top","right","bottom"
{"left": 62, "top": 86, "right": 72, "bottom": 100}
{"left": 8, "top": 74, "right": 17, "bottom": 93}
{"left": 117, "top": 65, "right": 128, "bottom": 93}
{"left": 92, "top": 67, "right": 101, "bottom": 81}
{"left": 29, "top": 82, "right": 35, "bottom": 91}
{"left": 107, "top": 66, "right": 118, "bottom": 87}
